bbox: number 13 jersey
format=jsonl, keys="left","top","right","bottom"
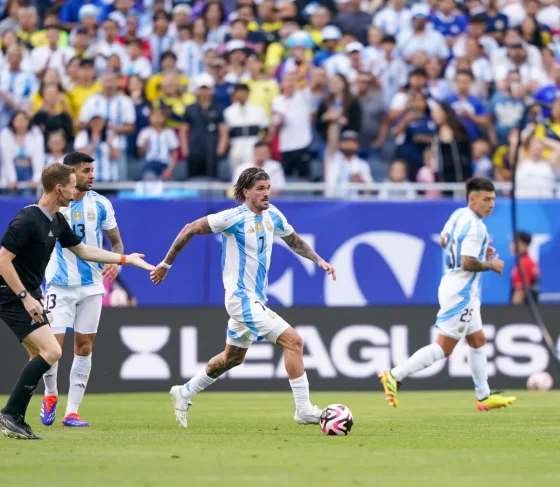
{"left": 439, "top": 207, "right": 489, "bottom": 306}
{"left": 45, "top": 191, "right": 117, "bottom": 291}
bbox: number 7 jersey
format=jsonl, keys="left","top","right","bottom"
{"left": 439, "top": 207, "right": 489, "bottom": 304}
{"left": 45, "top": 191, "right": 117, "bottom": 291}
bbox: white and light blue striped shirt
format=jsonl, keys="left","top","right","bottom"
{"left": 149, "top": 33, "right": 176, "bottom": 73}
{"left": 173, "top": 40, "right": 205, "bottom": 80}
{"left": 439, "top": 207, "right": 489, "bottom": 307}
{"left": 45, "top": 191, "right": 117, "bottom": 290}
{"left": 208, "top": 204, "right": 294, "bottom": 303}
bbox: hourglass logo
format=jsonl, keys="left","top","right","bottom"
{"left": 120, "top": 326, "right": 171, "bottom": 379}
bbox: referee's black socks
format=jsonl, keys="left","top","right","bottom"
{"left": 2, "top": 355, "right": 51, "bottom": 418}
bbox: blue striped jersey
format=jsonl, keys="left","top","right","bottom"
{"left": 45, "top": 191, "right": 117, "bottom": 289}
{"left": 439, "top": 207, "right": 489, "bottom": 303}
{"left": 207, "top": 203, "right": 294, "bottom": 302}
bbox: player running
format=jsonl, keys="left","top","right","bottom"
{"left": 151, "top": 167, "right": 336, "bottom": 429}
{"left": 40, "top": 152, "right": 124, "bottom": 428}
{"left": 380, "top": 178, "right": 517, "bottom": 411}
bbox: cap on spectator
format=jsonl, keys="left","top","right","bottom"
{"left": 194, "top": 73, "right": 215, "bottom": 89}
{"left": 285, "top": 30, "right": 314, "bottom": 49}
{"left": 469, "top": 11, "right": 487, "bottom": 23}
{"left": 340, "top": 130, "right": 359, "bottom": 141}
{"left": 173, "top": 4, "right": 192, "bottom": 16}
{"left": 79, "top": 4, "right": 99, "bottom": 20}
{"left": 322, "top": 25, "right": 342, "bottom": 42}
{"left": 344, "top": 41, "right": 363, "bottom": 54}
{"left": 411, "top": 4, "right": 430, "bottom": 19}
{"left": 226, "top": 39, "right": 248, "bottom": 53}
{"left": 108, "top": 11, "right": 127, "bottom": 28}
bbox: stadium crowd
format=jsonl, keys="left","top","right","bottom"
{"left": 0, "top": 0, "right": 558, "bottom": 198}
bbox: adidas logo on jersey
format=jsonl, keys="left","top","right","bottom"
{"left": 247, "top": 226, "right": 255, "bottom": 234}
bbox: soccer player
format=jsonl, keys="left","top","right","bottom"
{"left": 151, "top": 168, "right": 336, "bottom": 429}
{"left": 380, "top": 178, "right": 517, "bottom": 411}
{"left": 0, "top": 163, "right": 154, "bottom": 440}
{"left": 40, "top": 152, "right": 124, "bottom": 428}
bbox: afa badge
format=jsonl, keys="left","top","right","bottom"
{"left": 265, "top": 219, "right": 272, "bottom": 231}
{"left": 255, "top": 221, "right": 263, "bottom": 234}
{"left": 73, "top": 210, "right": 83, "bottom": 221}
{"left": 87, "top": 208, "right": 96, "bottom": 221}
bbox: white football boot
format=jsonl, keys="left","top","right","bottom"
{"left": 294, "top": 405, "right": 322, "bottom": 425}
{"left": 170, "top": 386, "right": 192, "bottom": 429}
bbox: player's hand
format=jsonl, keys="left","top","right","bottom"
{"left": 490, "top": 254, "right": 504, "bottom": 275}
{"left": 102, "top": 263, "right": 119, "bottom": 282}
{"left": 22, "top": 294, "right": 45, "bottom": 322}
{"left": 125, "top": 253, "right": 156, "bottom": 271}
{"left": 150, "top": 265, "right": 169, "bottom": 286}
{"left": 318, "top": 259, "right": 336, "bottom": 280}
{"left": 485, "top": 240, "right": 496, "bottom": 260}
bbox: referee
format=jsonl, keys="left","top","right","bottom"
{"left": 0, "top": 163, "right": 154, "bottom": 440}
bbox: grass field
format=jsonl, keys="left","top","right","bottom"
{"left": 0, "top": 390, "right": 559, "bottom": 487}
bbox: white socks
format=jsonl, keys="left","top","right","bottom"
{"left": 391, "top": 343, "right": 446, "bottom": 382}
{"left": 44, "top": 361, "right": 59, "bottom": 396}
{"left": 183, "top": 368, "right": 216, "bottom": 402}
{"left": 289, "top": 372, "right": 313, "bottom": 414}
{"left": 66, "top": 354, "right": 92, "bottom": 415}
{"left": 469, "top": 347, "right": 490, "bottom": 400}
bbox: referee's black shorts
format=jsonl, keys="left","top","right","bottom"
{"left": 0, "top": 287, "right": 49, "bottom": 342}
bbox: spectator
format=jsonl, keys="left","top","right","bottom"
{"left": 387, "top": 68, "right": 428, "bottom": 123}
{"left": 0, "top": 0, "right": 22, "bottom": 37}
{"left": 0, "top": 110, "right": 45, "bottom": 192}
{"left": 510, "top": 231, "right": 540, "bottom": 305}
{"left": 489, "top": 69, "right": 526, "bottom": 147}
{"left": 123, "top": 38, "right": 152, "bottom": 80}
{"left": 224, "top": 83, "right": 269, "bottom": 171}
{"left": 472, "top": 138, "right": 493, "bottom": 178}
{"left": 224, "top": 39, "right": 252, "bottom": 84}
{"left": 333, "top": 0, "right": 372, "bottom": 45}
{"left": 446, "top": 38, "right": 493, "bottom": 98}
{"left": 174, "top": 22, "right": 206, "bottom": 81}
{"left": 324, "top": 41, "right": 366, "bottom": 82}
{"left": 397, "top": 4, "right": 450, "bottom": 61}
{"left": 426, "top": 56, "right": 453, "bottom": 101}
{"left": 276, "top": 30, "right": 314, "bottom": 85}
{"left": 314, "top": 26, "right": 341, "bottom": 67}
{"left": 44, "top": 129, "right": 68, "bottom": 166}
{"left": 245, "top": 55, "right": 279, "bottom": 120}
{"left": 16, "top": 6, "right": 40, "bottom": 49}
{"left": 149, "top": 11, "right": 176, "bottom": 75}
{"left": 307, "top": 6, "right": 332, "bottom": 48}
{"left": 137, "top": 107, "right": 180, "bottom": 180}
{"left": 453, "top": 12, "right": 499, "bottom": 60}
{"left": 532, "top": 62, "right": 560, "bottom": 119}
{"left": 124, "top": 75, "right": 151, "bottom": 167}
{"left": 180, "top": 73, "right": 228, "bottom": 179}
{"left": 67, "top": 58, "right": 101, "bottom": 120}
{"left": 535, "top": 98, "right": 560, "bottom": 148}
{"left": 430, "top": 101, "right": 473, "bottom": 183}
{"left": 232, "top": 140, "right": 286, "bottom": 195}
{"left": 79, "top": 70, "right": 136, "bottom": 180}
{"left": 203, "top": 0, "right": 229, "bottom": 45}
{"left": 30, "top": 25, "right": 74, "bottom": 79}
{"left": 493, "top": 128, "right": 518, "bottom": 182}
{"left": 169, "top": 5, "right": 192, "bottom": 39}
{"left": 271, "top": 72, "right": 313, "bottom": 179}
{"left": 95, "top": 19, "right": 128, "bottom": 74}
{"left": 485, "top": 0, "right": 509, "bottom": 44}
{"left": 145, "top": 50, "right": 189, "bottom": 103}
{"left": 446, "top": 69, "right": 489, "bottom": 140}
{"left": 393, "top": 91, "right": 435, "bottom": 179}
{"left": 316, "top": 73, "right": 361, "bottom": 143}
{"left": 0, "top": 44, "right": 37, "bottom": 128}
{"left": 118, "top": 14, "right": 151, "bottom": 59}
{"left": 373, "top": 0, "right": 411, "bottom": 36}
{"left": 374, "top": 35, "right": 408, "bottom": 107}
{"left": 153, "top": 71, "right": 195, "bottom": 129}
{"left": 30, "top": 69, "right": 70, "bottom": 114}
{"left": 324, "top": 127, "right": 373, "bottom": 199}
{"left": 74, "top": 115, "right": 120, "bottom": 182}
{"left": 32, "top": 84, "right": 74, "bottom": 150}
{"left": 378, "top": 159, "right": 416, "bottom": 200}
{"left": 516, "top": 131, "right": 559, "bottom": 198}
{"left": 430, "top": 0, "right": 468, "bottom": 48}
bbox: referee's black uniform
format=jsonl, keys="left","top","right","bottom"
{"left": 0, "top": 204, "right": 81, "bottom": 439}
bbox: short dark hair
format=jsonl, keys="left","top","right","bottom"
{"left": 466, "top": 177, "right": 495, "bottom": 197}
{"left": 515, "top": 231, "right": 532, "bottom": 246}
{"left": 63, "top": 152, "right": 94, "bottom": 166}
{"left": 381, "top": 34, "right": 396, "bottom": 44}
{"left": 234, "top": 83, "right": 249, "bottom": 92}
{"left": 254, "top": 140, "right": 270, "bottom": 150}
{"left": 160, "top": 50, "right": 177, "bottom": 63}
{"left": 456, "top": 69, "right": 474, "bottom": 79}
{"left": 233, "top": 168, "right": 270, "bottom": 203}
{"left": 42, "top": 163, "right": 75, "bottom": 192}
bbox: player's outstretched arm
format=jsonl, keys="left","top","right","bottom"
{"left": 461, "top": 254, "right": 504, "bottom": 274}
{"left": 150, "top": 216, "right": 213, "bottom": 286}
{"left": 69, "top": 243, "right": 155, "bottom": 271}
{"left": 102, "top": 226, "right": 124, "bottom": 283}
{"left": 282, "top": 231, "right": 336, "bottom": 280}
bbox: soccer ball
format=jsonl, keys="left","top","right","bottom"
{"left": 319, "top": 404, "right": 354, "bottom": 436}
{"left": 527, "top": 371, "right": 554, "bottom": 391}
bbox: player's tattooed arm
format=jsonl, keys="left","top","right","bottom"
{"left": 164, "top": 217, "right": 213, "bottom": 265}
{"left": 461, "top": 255, "right": 504, "bottom": 274}
{"left": 282, "top": 232, "right": 336, "bottom": 280}
{"left": 107, "top": 226, "right": 124, "bottom": 255}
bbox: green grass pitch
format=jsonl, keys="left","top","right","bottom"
{"left": 1, "top": 391, "right": 559, "bottom": 487}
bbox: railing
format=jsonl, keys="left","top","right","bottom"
{"left": 1, "top": 181, "right": 559, "bottom": 199}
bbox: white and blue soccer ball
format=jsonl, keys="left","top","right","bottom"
{"left": 320, "top": 404, "right": 354, "bottom": 436}
{"left": 527, "top": 371, "right": 553, "bottom": 391}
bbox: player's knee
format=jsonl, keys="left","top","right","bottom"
{"left": 42, "top": 342, "right": 62, "bottom": 363}
{"left": 284, "top": 331, "right": 304, "bottom": 354}
{"left": 469, "top": 335, "right": 486, "bottom": 349}
{"left": 75, "top": 343, "right": 93, "bottom": 356}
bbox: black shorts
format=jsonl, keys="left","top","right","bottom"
{"left": 0, "top": 287, "right": 49, "bottom": 342}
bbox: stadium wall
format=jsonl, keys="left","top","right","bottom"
{"left": 0, "top": 307, "right": 558, "bottom": 393}
{"left": 1, "top": 198, "right": 560, "bottom": 305}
